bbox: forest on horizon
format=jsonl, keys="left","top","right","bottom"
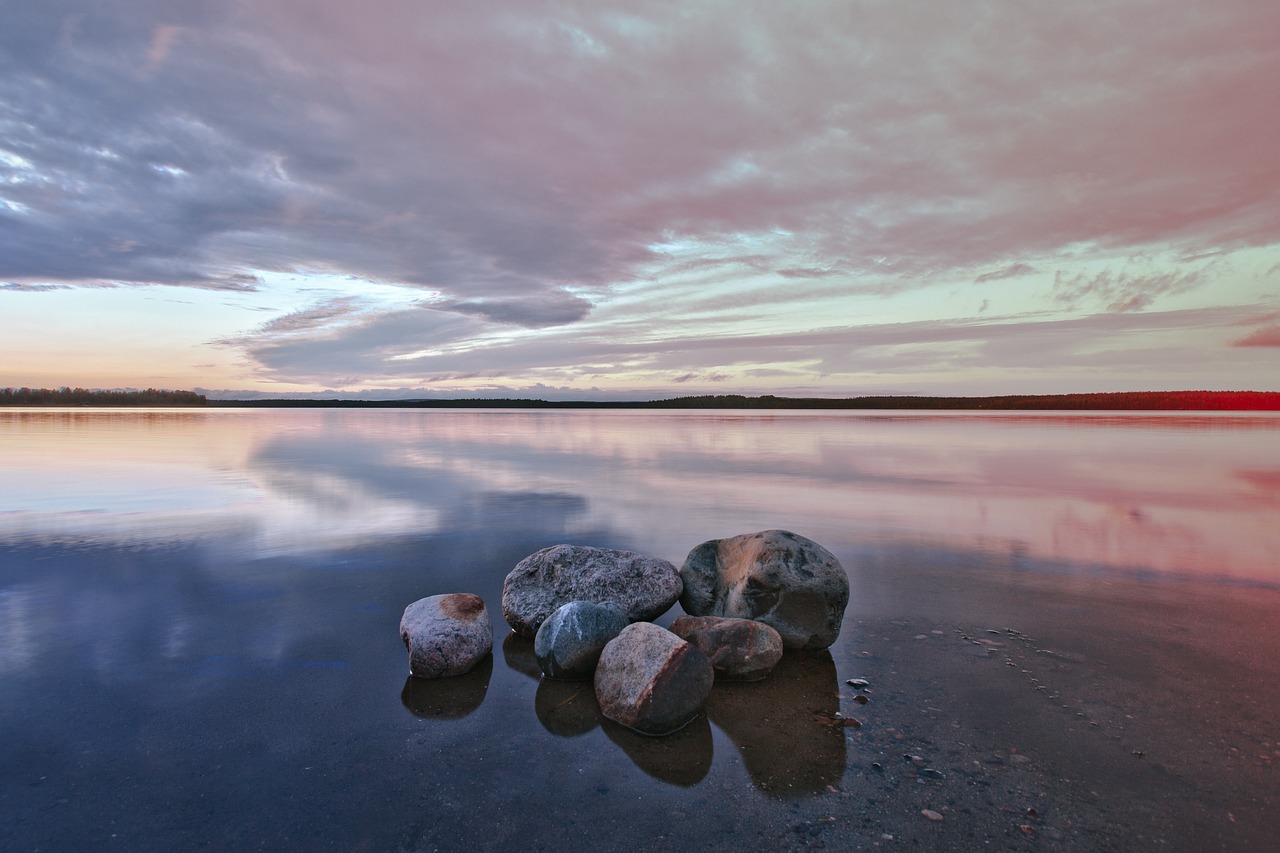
{"left": 3, "top": 387, "right": 1279, "bottom": 410}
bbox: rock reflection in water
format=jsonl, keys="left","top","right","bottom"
{"left": 501, "top": 631, "right": 542, "bottom": 680}
{"left": 534, "top": 679, "right": 600, "bottom": 737}
{"left": 503, "top": 627, "right": 841, "bottom": 793}
{"left": 400, "top": 655, "right": 492, "bottom": 719}
{"left": 601, "top": 715, "right": 713, "bottom": 787}
{"left": 706, "top": 650, "right": 845, "bottom": 798}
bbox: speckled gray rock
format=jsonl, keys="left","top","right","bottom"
{"left": 669, "top": 615, "right": 784, "bottom": 681}
{"left": 535, "top": 600, "right": 631, "bottom": 679}
{"left": 679, "top": 530, "right": 849, "bottom": 650}
{"left": 502, "top": 545, "right": 683, "bottom": 638}
{"left": 594, "top": 622, "right": 714, "bottom": 736}
{"left": 400, "top": 593, "right": 493, "bottom": 678}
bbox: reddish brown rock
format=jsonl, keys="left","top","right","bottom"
{"left": 594, "top": 622, "right": 714, "bottom": 736}
{"left": 670, "top": 614, "right": 784, "bottom": 681}
{"left": 400, "top": 593, "right": 493, "bottom": 678}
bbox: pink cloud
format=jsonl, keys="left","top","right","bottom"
{"left": 1233, "top": 326, "right": 1280, "bottom": 347}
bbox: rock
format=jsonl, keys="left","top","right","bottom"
{"left": 594, "top": 622, "right": 714, "bottom": 736}
{"left": 535, "top": 600, "right": 631, "bottom": 679}
{"left": 669, "top": 615, "right": 784, "bottom": 681}
{"left": 400, "top": 593, "right": 493, "bottom": 678}
{"left": 679, "top": 530, "right": 850, "bottom": 650}
{"left": 502, "top": 544, "right": 683, "bottom": 638}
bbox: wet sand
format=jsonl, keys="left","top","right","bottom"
{"left": 810, "top": 551, "right": 1280, "bottom": 851}
{"left": 394, "top": 543, "right": 1280, "bottom": 852}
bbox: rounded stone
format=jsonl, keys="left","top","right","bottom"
{"left": 594, "top": 622, "right": 714, "bottom": 736}
{"left": 669, "top": 614, "right": 784, "bottom": 681}
{"left": 502, "top": 544, "right": 683, "bottom": 638}
{"left": 535, "top": 600, "right": 631, "bottom": 679}
{"left": 400, "top": 593, "right": 493, "bottom": 678}
{"left": 679, "top": 530, "right": 849, "bottom": 650}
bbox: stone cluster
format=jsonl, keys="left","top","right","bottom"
{"left": 398, "top": 531, "right": 849, "bottom": 737}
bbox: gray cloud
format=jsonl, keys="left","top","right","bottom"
{"left": 1051, "top": 268, "right": 1210, "bottom": 313}
{"left": 435, "top": 292, "right": 594, "bottom": 328}
{"left": 976, "top": 263, "right": 1036, "bottom": 283}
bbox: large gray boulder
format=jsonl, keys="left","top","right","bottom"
{"left": 594, "top": 622, "right": 714, "bottom": 736}
{"left": 535, "top": 600, "right": 630, "bottom": 679}
{"left": 502, "top": 545, "right": 682, "bottom": 638}
{"left": 400, "top": 593, "right": 493, "bottom": 678}
{"left": 679, "top": 530, "right": 849, "bottom": 650}
{"left": 669, "top": 615, "right": 784, "bottom": 681}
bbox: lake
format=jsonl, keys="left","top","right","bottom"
{"left": 2, "top": 408, "right": 1278, "bottom": 851}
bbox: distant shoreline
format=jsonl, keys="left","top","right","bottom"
{"left": 4, "top": 388, "right": 1279, "bottom": 410}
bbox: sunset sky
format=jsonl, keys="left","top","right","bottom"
{"left": 2, "top": 1, "right": 1278, "bottom": 399}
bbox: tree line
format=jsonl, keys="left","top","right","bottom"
{"left": 0, "top": 387, "right": 208, "bottom": 406}
{"left": 3, "top": 387, "right": 1276, "bottom": 409}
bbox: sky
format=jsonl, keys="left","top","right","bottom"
{"left": 2, "top": 0, "right": 1278, "bottom": 400}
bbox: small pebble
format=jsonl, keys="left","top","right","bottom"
{"left": 847, "top": 678, "right": 869, "bottom": 688}
{"left": 920, "top": 768, "right": 945, "bottom": 779}
{"left": 921, "top": 809, "right": 944, "bottom": 822}
{"left": 852, "top": 694, "right": 869, "bottom": 704}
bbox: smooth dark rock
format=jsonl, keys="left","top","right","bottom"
{"left": 594, "top": 622, "right": 714, "bottom": 736}
{"left": 400, "top": 593, "right": 492, "bottom": 678}
{"left": 669, "top": 614, "right": 783, "bottom": 681}
{"left": 535, "top": 600, "right": 630, "bottom": 679}
{"left": 502, "top": 544, "right": 683, "bottom": 638}
{"left": 680, "top": 529, "right": 849, "bottom": 650}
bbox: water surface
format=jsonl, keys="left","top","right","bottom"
{"left": 2, "top": 409, "right": 1278, "bottom": 850}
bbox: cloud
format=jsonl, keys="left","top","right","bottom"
{"left": 1232, "top": 326, "right": 1280, "bottom": 347}
{"left": 775, "top": 267, "right": 844, "bottom": 280}
{"left": 247, "top": 296, "right": 366, "bottom": 337}
{"left": 238, "top": 298, "right": 1270, "bottom": 392}
{"left": 6, "top": 2, "right": 1279, "bottom": 295}
{"left": 1050, "top": 268, "right": 1209, "bottom": 313}
{"left": 2, "top": 283, "right": 74, "bottom": 292}
{"left": 435, "top": 291, "right": 594, "bottom": 328}
{"left": 976, "top": 263, "right": 1036, "bottom": 283}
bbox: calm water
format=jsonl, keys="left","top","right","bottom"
{"left": 2, "top": 409, "right": 1278, "bottom": 851}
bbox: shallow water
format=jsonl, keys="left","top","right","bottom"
{"left": 2, "top": 409, "right": 1278, "bottom": 850}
